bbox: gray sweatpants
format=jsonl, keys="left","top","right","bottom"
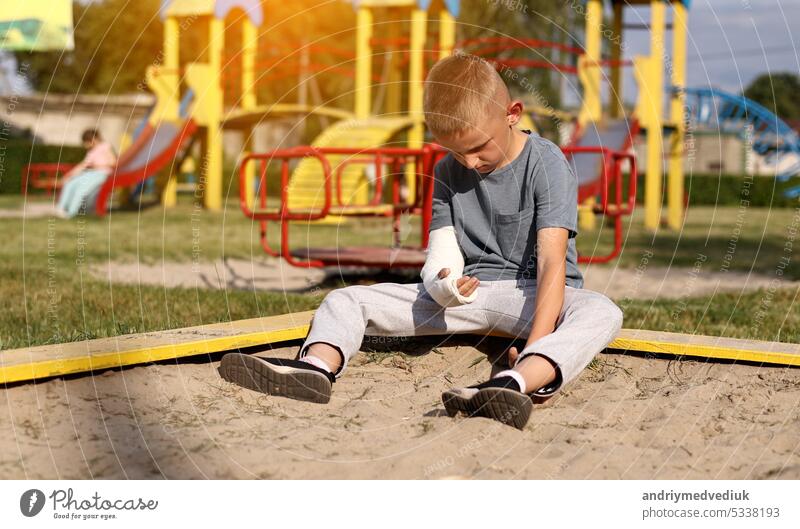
{"left": 297, "top": 278, "right": 623, "bottom": 396}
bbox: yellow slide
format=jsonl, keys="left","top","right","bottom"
{"left": 285, "top": 116, "right": 414, "bottom": 223}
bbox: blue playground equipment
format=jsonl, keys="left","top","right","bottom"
{"left": 682, "top": 86, "right": 800, "bottom": 197}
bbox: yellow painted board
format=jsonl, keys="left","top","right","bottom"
{"left": 0, "top": 311, "right": 315, "bottom": 385}
{"left": 4, "top": 318, "right": 799, "bottom": 386}
{"left": 609, "top": 329, "right": 800, "bottom": 366}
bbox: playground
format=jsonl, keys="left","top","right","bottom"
{"left": 1, "top": 0, "right": 799, "bottom": 480}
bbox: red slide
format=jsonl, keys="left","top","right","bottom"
{"left": 94, "top": 118, "right": 198, "bottom": 216}
{"left": 561, "top": 118, "right": 639, "bottom": 264}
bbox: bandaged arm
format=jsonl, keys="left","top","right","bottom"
{"left": 420, "top": 226, "right": 478, "bottom": 307}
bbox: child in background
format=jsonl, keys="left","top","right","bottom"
{"left": 218, "top": 53, "right": 624, "bottom": 430}
{"left": 56, "top": 128, "right": 117, "bottom": 218}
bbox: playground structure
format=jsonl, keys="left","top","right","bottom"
{"left": 18, "top": 6, "right": 205, "bottom": 214}
{"left": 239, "top": 135, "right": 637, "bottom": 267}
{"left": 17, "top": 0, "right": 651, "bottom": 233}
{"left": 22, "top": 0, "right": 456, "bottom": 217}
{"left": 683, "top": 87, "right": 800, "bottom": 197}
{"left": 154, "top": 0, "right": 460, "bottom": 215}
{"left": 238, "top": 0, "right": 655, "bottom": 269}
{"left": 579, "top": 0, "right": 689, "bottom": 232}
{"left": 20, "top": 0, "right": 265, "bottom": 212}
{"left": 18, "top": 0, "right": 800, "bottom": 226}
{"left": 226, "top": 0, "right": 458, "bottom": 219}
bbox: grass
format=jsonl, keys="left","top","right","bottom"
{"left": 621, "top": 287, "right": 800, "bottom": 344}
{"left": 590, "top": 203, "right": 800, "bottom": 279}
{"left": 0, "top": 193, "right": 798, "bottom": 350}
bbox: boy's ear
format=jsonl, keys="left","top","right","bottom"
{"left": 505, "top": 99, "right": 524, "bottom": 127}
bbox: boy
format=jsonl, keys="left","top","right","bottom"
{"left": 218, "top": 53, "right": 623, "bottom": 430}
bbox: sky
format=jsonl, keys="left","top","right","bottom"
{"left": 622, "top": 0, "right": 800, "bottom": 96}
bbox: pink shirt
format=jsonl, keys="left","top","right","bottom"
{"left": 84, "top": 141, "right": 117, "bottom": 170}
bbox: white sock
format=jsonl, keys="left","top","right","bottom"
{"left": 299, "top": 355, "right": 333, "bottom": 373}
{"left": 493, "top": 369, "right": 527, "bottom": 393}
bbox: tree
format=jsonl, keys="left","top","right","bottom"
{"left": 14, "top": 0, "right": 163, "bottom": 94}
{"left": 743, "top": 72, "right": 800, "bottom": 121}
{"left": 12, "top": 0, "right": 583, "bottom": 110}
{"left": 457, "top": 1, "right": 572, "bottom": 107}
{"left": 456, "top": 1, "right": 582, "bottom": 140}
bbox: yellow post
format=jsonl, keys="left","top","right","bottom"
{"left": 355, "top": 7, "right": 373, "bottom": 119}
{"left": 667, "top": 1, "right": 687, "bottom": 230}
{"left": 163, "top": 17, "right": 180, "bottom": 120}
{"left": 204, "top": 16, "right": 224, "bottom": 211}
{"left": 644, "top": 0, "right": 665, "bottom": 231}
{"left": 610, "top": 2, "right": 624, "bottom": 119}
{"left": 405, "top": 7, "right": 427, "bottom": 206}
{"left": 242, "top": 17, "right": 257, "bottom": 210}
{"left": 578, "top": 0, "right": 603, "bottom": 231}
{"left": 385, "top": 8, "right": 401, "bottom": 116}
{"left": 161, "top": 163, "right": 179, "bottom": 207}
{"left": 242, "top": 128, "right": 256, "bottom": 208}
{"left": 439, "top": 9, "right": 455, "bottom": 59}
{"left": 241, "top": 18, "right": 257, "bottom": 110}
{"left": 160, "top": 16, "right": 181, "bottom": 207}
{"left": 578, "top": 0, "right": 602, "bottom": 126}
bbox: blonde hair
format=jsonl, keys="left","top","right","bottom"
{"left": 423, "top": 52, "right": 510, "bottom": 138}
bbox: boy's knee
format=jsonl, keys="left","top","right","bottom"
{"left": 327, "top": 284, "right": 381, "bottom": 303}
{"left": 324, "top": 286, "right": 357, "bottom": 303}
{"left": 607, "top": 301, "right": 624, "bottom": 333}
{"left": 584, "top": 293, "right": 623, "bottom": 333}
{"left": 321, "top": 286, "right": 368, "bottom": 316}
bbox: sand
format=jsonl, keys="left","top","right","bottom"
{"left": 90, "top": 257, "right": 327, "bottom": 293}
{"left": 3, "top": 255, "right": 798, "bottom": 479}
{"left": 89, "top": 257, "right": 800, "bottom": 299}
{"left": 2, "top": 336, "right": 799, "bottom": 479}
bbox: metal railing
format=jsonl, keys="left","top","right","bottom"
{"left": 240, "top": 142, "right": 636, "bottom": 267}
{"left": 239, "top": 145, "right": 443, "bottom": 267}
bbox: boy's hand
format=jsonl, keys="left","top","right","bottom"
{"left": 507, "top": 346, "right": 520, "bottom": 368}
{"left": 437, "top": 268, "right": 480, "bottom": 297}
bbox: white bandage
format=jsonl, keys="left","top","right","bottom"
{"left": 420, "top": 226, "right": 478, "bottom": 307}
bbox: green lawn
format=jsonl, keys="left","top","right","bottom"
{"left": 1, "top": 194, "right": 798, "bottom": 349}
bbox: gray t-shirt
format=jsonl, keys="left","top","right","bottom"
{"left": 429, "top": 130, "right": 584, "bottom": 289}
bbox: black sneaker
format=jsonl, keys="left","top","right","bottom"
{"left": 218, "top": 353, "right": 335, "bottom": 404}
{"left": 441, "top": 376, "right": 532, "bottom": 430}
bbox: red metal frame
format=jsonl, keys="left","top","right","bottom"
{"left": 563, "top": 119, "right": 640, "bottom": 263}
{"left": 240, "top": 145, "right": 439, "bottom": 268}
{"left": 568, "top": 119, "right": 639, "bottom": 202}
{"left": 240, "top": 139, "right": 637, "bottom": 269}
{"left": 562, "top": 145, "right": 637, "bottom": 264}
{"left": 455, "top": 37, "right": 584, "bottom": 57}
{"left": 333, "top": 156, "right": 383, "bottom": 206}
{"left": 21, "top": 163, "right": 77, "bottom": 195}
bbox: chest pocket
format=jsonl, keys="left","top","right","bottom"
{"left": 493, "top": 207, "right": 536, "bottom": 267}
